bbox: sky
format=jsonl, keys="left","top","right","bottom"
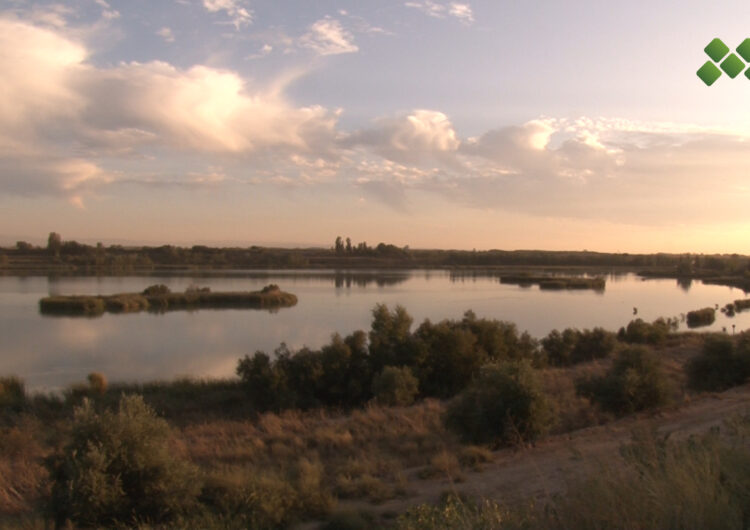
{"left": 2, "top": 0, "right": 750, "bottom": 252}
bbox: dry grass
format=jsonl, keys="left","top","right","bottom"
{"left": 0, "top": 418, "right": 49, "bottom": 516}
{"left": 181, "top": 400, "right": 464, "bottom": 506}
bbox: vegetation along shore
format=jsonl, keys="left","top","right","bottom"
{"left": 3, "top": 302, "right": 750, "bottom": 528}
{"left": 2, "top": 233, "right": 750, "bottom": 292}
{"left": 38, "top": 284, "right": 297, "bottom": 316}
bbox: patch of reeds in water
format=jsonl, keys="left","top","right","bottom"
{"left": 38, "top": 284, "right": 298, "bottom": 316}
{"left": 500, "top": 274, "right": 606, "bottom": 292}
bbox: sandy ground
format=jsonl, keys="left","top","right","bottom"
{"left": 300, "top": 382, "right": 750, "bottom": 527}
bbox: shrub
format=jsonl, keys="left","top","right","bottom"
{"left": 47, "top": 395, "right": 201, "bottom": 527}
{"left": 444, "top": 361, "right": 552, "bottom": 446}
{"left": 396, "top": 493, "right": 534, "bottom": 530}
{"left": 459, "top": 311, "right": 538, "bottom": 363}
{"left": 617, "top": 318, "right": 674, "bottom": 344}
{"left": 686, "top": 307, "right": 716, "bottom": 328}
{"left": 372, "top": 366, "right": 419, "bottom": 406}
{"left": 142, "top": 283, "right": 171, "bottom": 296}
{"left": 543, "top": 327, "right": 616, "bottom": 366}
{"left": 572, "top": 328, "right": 617, "bottom": 364}
{"left": 541, "top": 328, "right": 579, "bottom": 366}
{"left": 368, "top": 304, "right": 421, "bottom": 372}
{"left": 87, "top": 372, "right": 107, "bottom": 395}
{"left": 0, "top": 376, "right": 25, "bottom": 412}
{"left": 414, "top": 321, "right": 480, "bottom": 398}
{"left": 687, "top": 334, "right": 750, "bottom": 392}
{"left": 67, "top": 372, "right": 110, "bottom": 402}
{"left": 576, "top": 347, "right": 670, "bottom": 415}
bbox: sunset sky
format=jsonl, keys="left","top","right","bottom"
{"left": 2, "top": 0, "right": 750, "bottom": 252}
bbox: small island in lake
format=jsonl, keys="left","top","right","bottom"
{"left": 39, "top": 284, "right": 297, "bottom": 316}
{"left": 499, "top": 273, "right": 606, "bottom": 291}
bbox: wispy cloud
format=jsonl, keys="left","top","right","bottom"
{"left": 300, "top": 17, "right": 358, "bottom": 56}
{"left": 405, "top": 1, "right": 474, "bottom": 24}
{"left": 156, "top": 26, "right": 175, "bottom": 43}
{"left": 202, "top": 0, "right": 252, "bottom": 30}
{"left": 94, "top": 0, "right": 120, "bottom": 20}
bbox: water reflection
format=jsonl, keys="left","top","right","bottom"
{"left": 677, "top": 277, "right": 693, "bottom": 292}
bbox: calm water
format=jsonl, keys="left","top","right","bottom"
{"left": 1, "top": 271, "right": 749, "bottom": 391}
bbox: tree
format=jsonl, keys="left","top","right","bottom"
{"left": 334, "top": 236, "right": 344, "bottom": 255}
{"left": 47, "top": 232, "right": 62, "bottom": 255}
{"left": 345, "top": 237, "right": 352, "bottom": 253}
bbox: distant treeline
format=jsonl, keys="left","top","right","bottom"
{"left": 1, "top": 234, "right": 749, "bottom": 290}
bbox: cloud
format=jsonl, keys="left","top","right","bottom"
{"left": 0, "top": 17, "right": 339, "bottom": 204}
{"left": 94, "top": 0, "right": 120, "bottom": 20}
{"left": 448, "top": 3, "right": 474, "bottom": 23}
{"left": 2, "top": 16, "right": 750, "bottom": 229}
{"left": 344, "top": 110, "right": 460, "bottom": 165}
{"left": 202, "top": 0, "right": 252, "bottom": 30}
{"left": 156, "top": 26, "right": 175, "bottom": 43}
{"left": 366, "top": 117, "right": 750, "bottom": 225}
{"left": 405, "top": 1, "right": 474, "bottom": 24}
{"left": 247, "top": 43, "right": 272, "bottom": 59}
{"left": 300, "top": 17, "right": 358, "bottom": 56}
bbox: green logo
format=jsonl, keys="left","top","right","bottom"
{"left": 698, "top": 38, "right": 750, "bottom": 85}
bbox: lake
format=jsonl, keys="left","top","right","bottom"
{"left": 1, "top": 270, "right": 748, "bottom": 391}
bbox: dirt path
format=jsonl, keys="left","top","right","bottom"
{"left": 301, "top": 384, "right": 750, "bottom": 527}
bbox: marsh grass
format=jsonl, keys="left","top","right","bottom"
{"left": 38, "top": 285, "right": 297, "bottom": 316}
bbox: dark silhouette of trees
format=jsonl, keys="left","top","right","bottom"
{"left": 47, "top": 232, "right": 62, "bottom": 255}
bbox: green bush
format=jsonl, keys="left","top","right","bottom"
{"left": 47, "top": 394, "right": 201, "bottom": 527}
{"left": 414, "top": 321, "right": 480, "bottom": 398}
{"left": 459, "top": 310, "right": 538, "bottom": 363}
{"left": 542, "top": 327, "right": 616, "bottom": 366}
{"left": 372, "top": 366, "right": 419, "bottom": 406}
{"left": 444, "top": 361, "right": 552, "bottom": 446}
{"left": 576, "top": 347, "right": 670, "bottom": 415}
{"left": 617, "top": 318, "right": 674, "bottom": 344}
{"left": 686, "top": 307, "right": 716, "bottom": 328}
{"left": 687, "top": 334, "right": 750, "bottom": 392}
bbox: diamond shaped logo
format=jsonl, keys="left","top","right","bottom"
{"left": 705, "top": 38, "right": 730, "bottom": 62}
{"left": 720, "top": 53, "right": 745, "bottom": 78}
{"left": 697, "top": 61, "right": 723, "bottom": 86}
{"left": 737, "top": 39, "right": 750, "bottom": 62}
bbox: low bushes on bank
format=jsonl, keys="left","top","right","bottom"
{"left": 444, "top": 361, "right": 553, "bottom": 446}
{"left": 576, "top": 347, "right": 671, "bottom": 415}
